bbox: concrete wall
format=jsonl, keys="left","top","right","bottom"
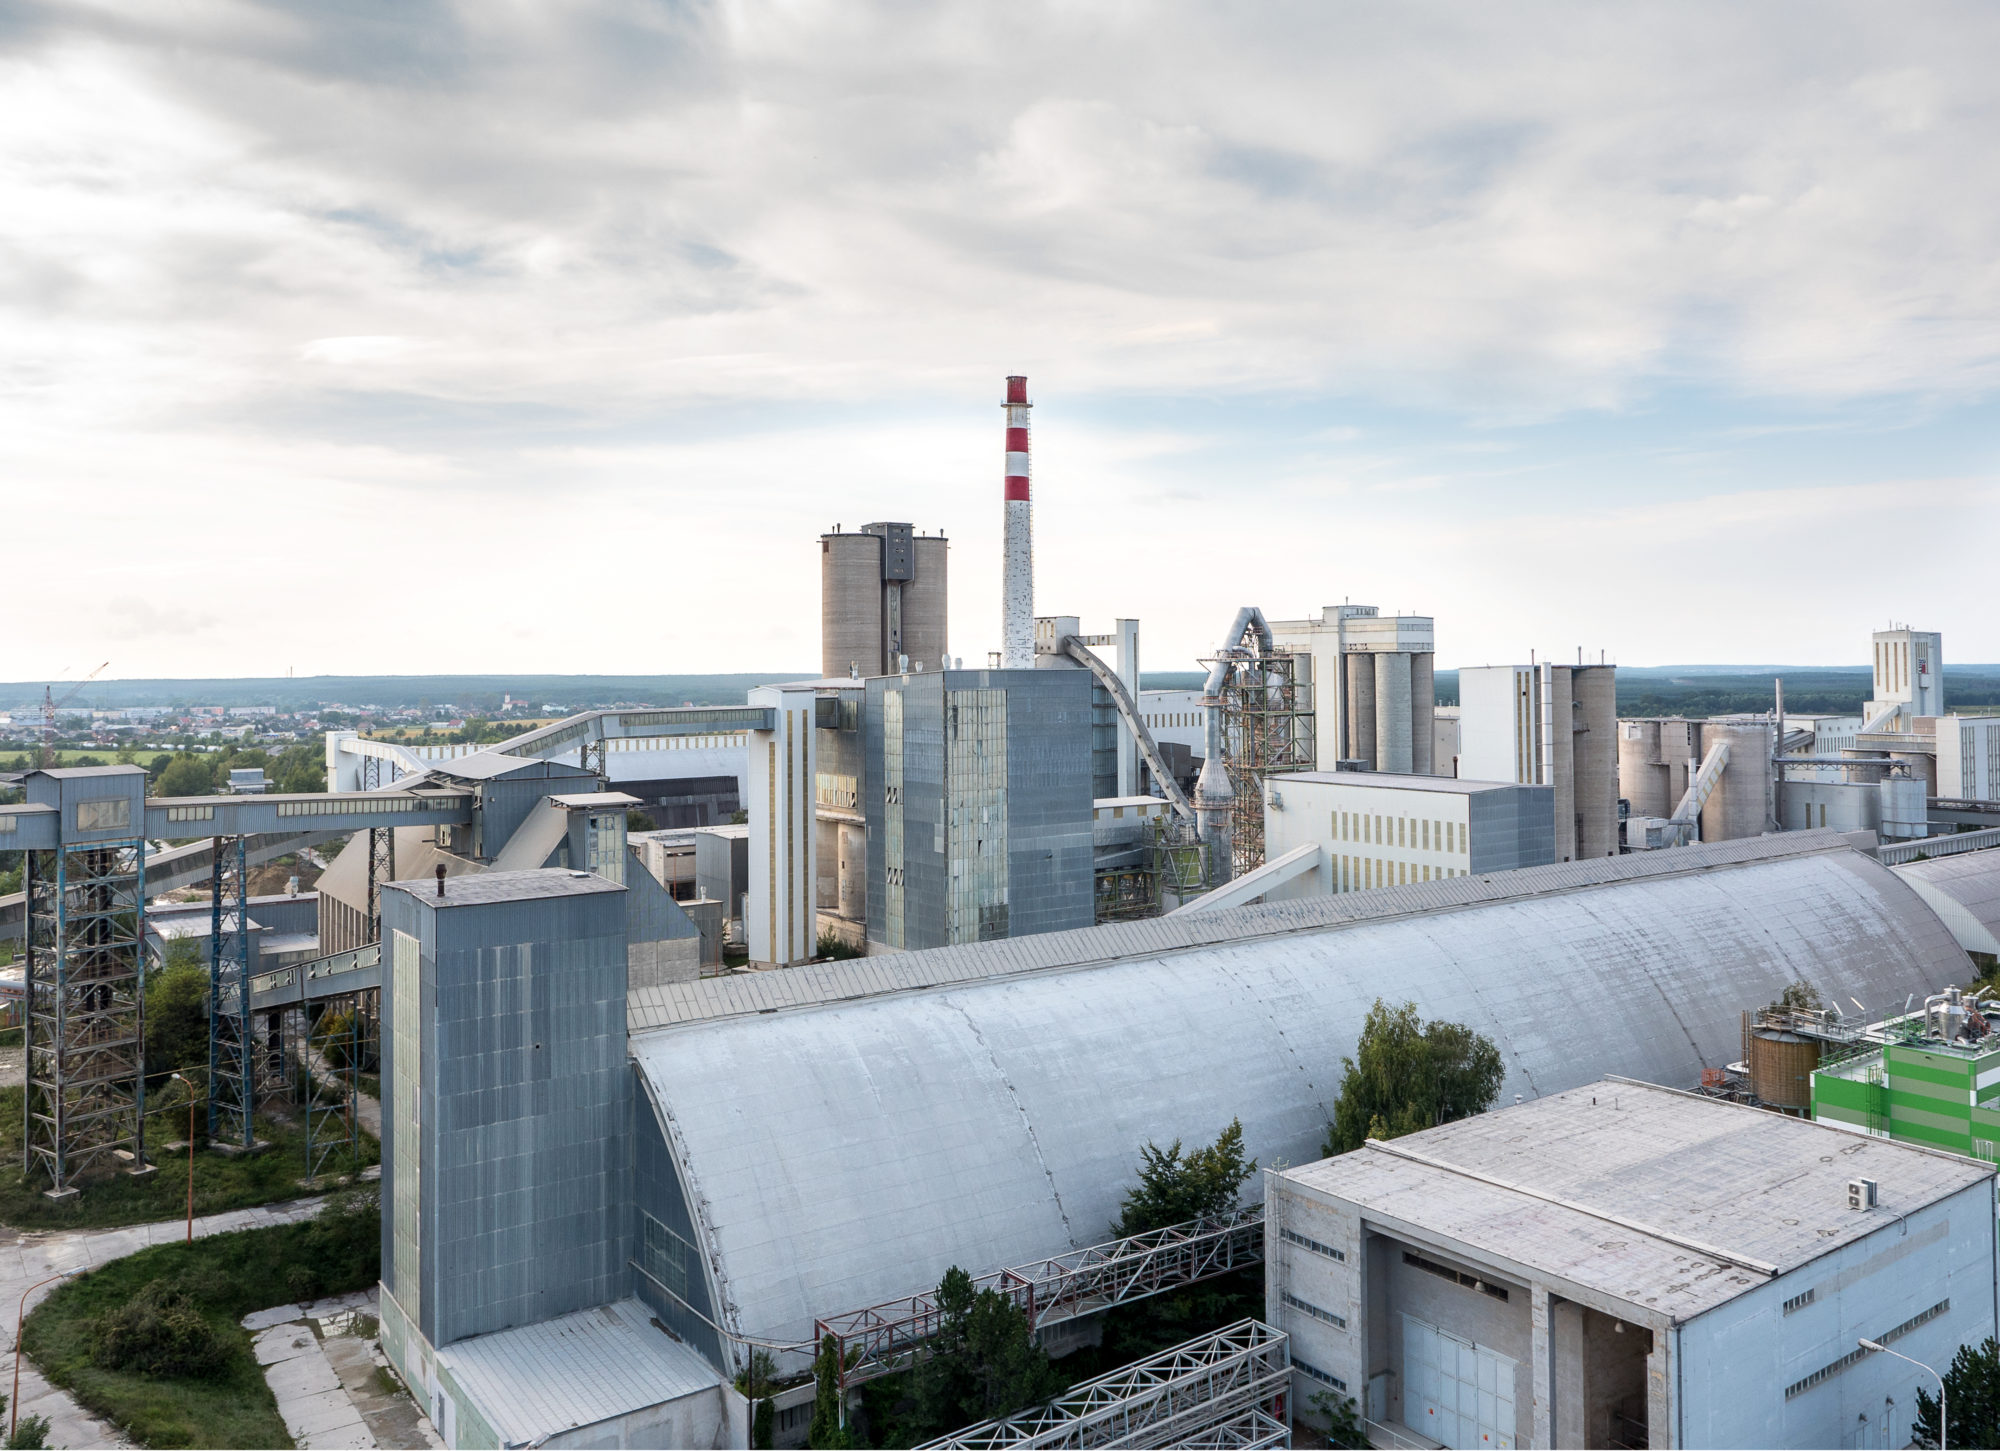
{"left": 1465, "top": 785, "right": 1558, "bottom": 874}
{"left": 1571, "top": 666, "right": 1619, "bottom": 859}
{"left": 1675, "top": 1176, "right": 1997, "bottom": 1449}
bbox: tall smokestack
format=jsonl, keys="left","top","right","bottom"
{"left": 1001, "top": 374, "right": 1033, "bottom": 668}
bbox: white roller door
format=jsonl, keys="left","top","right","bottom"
{"left": 1403, "top": 1312, "right": 1516, "bottom": 1449}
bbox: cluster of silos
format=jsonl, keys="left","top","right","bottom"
{"left": 820, "top": 523, "right": 949, "bottom": 679}
{"left": 1340, "top": 651, "right": 1435, "bottom": 774}
{"left": 1618, "top": 716, "right": 1774, "bottom": 842}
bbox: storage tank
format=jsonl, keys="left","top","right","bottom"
{"left": 1344, "top": 655, "right": 1377, "bottom": 768}
{"left": 822, "top": 530, "right": 886, "bottom": 678}
{"left": 1572, "top": 666, "right": 1619, "bottom": 858}
{"left": 903, "top": 533, "right": 950, "bottom": 672}
{"left": 1374, "top": 652, "right": 1413, "bottom": 773}
{"left": 1619, "top": 720, "right": 1670, "bottom": 818}
{"left": 1747, "top": 1026, "right": 1821, "bottom": 1110}
{"left": 1700, "top": 721, "right": 1773, "bottom": 843}
{"left": 1411, "top": 653, "right": 1436, "bottom": 775}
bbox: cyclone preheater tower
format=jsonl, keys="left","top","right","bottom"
{"left": 1001, "top": 375, "right": 1034, "bottom": 669}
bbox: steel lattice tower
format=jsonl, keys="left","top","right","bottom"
{"left": 23, "top": 839, "right": 148, "bottom": 1195}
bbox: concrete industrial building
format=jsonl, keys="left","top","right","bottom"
{"left": 1459, "top": 662, "right": 1618, "bottom": 861}
{"left": 819, "top": 523, "right": 949, "bottom": 679}
{"left": 1256, "top": 772, "right": 1554, "bottom": 899}
{"left": 863, "top": 666, "right": 1096, "bottom": 950}
{"left": 369, "top": 827, "right": 1980, "bottom": 1445}
{"left": 1269, "top": 605, "right": 1436, "bottom": 774}
{"left": 1266, "top": 1080, "right": 1996, "bottom": 1450}
{"left": 1865, "top": 626, "right": 1944, "bottom": 728}
{"left": 1938, "top": 714, "right": 2000, "bottom": 801}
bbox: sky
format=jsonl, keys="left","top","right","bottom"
{"left": 3, "top": 1, "right": 1997, "bottom": 682}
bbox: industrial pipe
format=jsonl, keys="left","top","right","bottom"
{"left": 1196, "top": 608, "right": 1276, "bottom": 884}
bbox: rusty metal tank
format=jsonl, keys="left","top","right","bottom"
{"left": 1748, "top": 1027, "right": 1821, "bottom": 1110}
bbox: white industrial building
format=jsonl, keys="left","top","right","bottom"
{"left": 1937, "top": 715, "right": 2000, "bottom": 801}
{"left": 1459, "top": 662, "right": 1618, "bottom": 861}
{"left": 1865, "top": 626, "right": 1944, "bottom": 727}
{"left": 1266, "top": 1080, "right": 1996, "bottom": 1450}
{"left": 1252, "top": 772, "right": 1554, "bottom": 901}
{"left": 1269, "top": 605, "right": 1436, "bottom": 774}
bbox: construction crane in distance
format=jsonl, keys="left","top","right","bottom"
{"left": 40, "top": 662, "right": 109, "bottom": 769}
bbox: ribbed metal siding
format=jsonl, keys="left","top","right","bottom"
{"left": 385, "top": 881, "right": 631, "bottom": 1349}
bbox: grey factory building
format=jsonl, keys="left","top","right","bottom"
{"left": 863, "top": 665, "right": 1096, "bottom": 950}
{"left": 382, "top": 828, "right": 1977, "bottom": 1445}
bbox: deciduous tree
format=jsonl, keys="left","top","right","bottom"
{"left": 1325, "top": 1000, "right": 1504, "bottom": 1156}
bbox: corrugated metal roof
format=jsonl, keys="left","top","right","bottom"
{"left": 435, "top": 1297, "right": 723, "bottom": 1445}
{"left": 629, "top": 832, "right": 1869, "bottom": 1031}
{"left": 1278, "top": 1079, "right": 1992, "bottom": 1322}
{"left": 630, "top": 834, "right": 1974, "bottom": 1357}
{"left": 1896, "top": 848, "right": 2000, "bottom": 955}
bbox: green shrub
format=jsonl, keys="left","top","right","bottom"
{"left": 89, "top": 1283, "right": 231, "bottom": 1380}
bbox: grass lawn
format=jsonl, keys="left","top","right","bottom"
{"left": 0, "top": 1086, "right": 377, "bottom": 1231}
{"left": 21, "top": 1190, "right": 379, "bottom": 1449}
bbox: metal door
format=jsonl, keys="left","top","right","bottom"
{"left": 1403, "top": 1313, "right": 1516, "bottom": 1449}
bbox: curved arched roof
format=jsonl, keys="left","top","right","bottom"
{"left": 631, "top": 834, "right": 1969, "bottom": 1360}
{"left": 1895, "top": 849, "right": 2000, "bottom": 957}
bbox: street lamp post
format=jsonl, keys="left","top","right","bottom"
{"left": 1859, "top": 1338, "right": 1947, "bottom": 1451}
{"left": 169, "top": 1072, "right": 197, "bottom": 1244}
{"left": 12, "top": 1268, "right": 82, "bottom": 1440}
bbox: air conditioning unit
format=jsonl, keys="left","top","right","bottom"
{"left": 1848, "top": 1178, "right": 1878, "bottom": 1210}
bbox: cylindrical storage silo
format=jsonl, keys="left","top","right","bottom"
{"left": 1748, "top": 1028, "right": 1821, "bottom": 1110}
{"left": 1345, "top": 655, "right": 1377, "bottom": 769}
{"left": 1410, "top": 653, "right": 1435, "bottom": 775}
{"left": 1374, "top": 652, "right": 1413, "bottom": 773}
{"left": 1619, "top": 720, "right": 1669, "bottom": 819}
{"left": 902, "top": 534, "right": 950, "bottom": 672}
{"left": 837, "top": 822, "right": 866, "bottom": 919}
{"left": 1700, "top": 721, "right": 1774, "bottom": 843}
{"left": 821, "top": 532, "right": 885, "bottom": 679}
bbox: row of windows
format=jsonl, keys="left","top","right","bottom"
{"left": 0, "top": 816, "right": 14, "bottom": 834}
{"left": 1143, "top": 712, "right": 1200, "bottom": 730}
{"left": 1786, "top": 1300, "right": 1949, "bottom": 1399}
{"left": 1338, "top": 856, "right": 1467, "bottom": 891}
{"left": 1282, "top": 1290, "right": 1347, "bottom": 1330}
{"left": 1782, "top": 1287, "right": 1814, "bottom": 1315}
{"left": 165, "top": 804, "right": 215, "bottom": 822}
{"left": 1337, "top": 809, "right": 1464, "bottom": 854}
{"left": 1404, "top": 1250, "right": 1510, "bottom": 1302}
{"left": 1294, "top": 1357, "right": 1349, "bottom": 1393}
{"left": 1281, "top": 1227, "right": 1347, "bottom": 1262}
{"left": 275, "top": 795, "right": 461, "bottom": 817}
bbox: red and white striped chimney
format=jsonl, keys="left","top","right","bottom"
{"left": 1001, "top": 375, "right": 1033, "bottom": 668}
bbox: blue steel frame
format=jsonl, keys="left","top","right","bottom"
{"left": 207, "top": 834, "right": 253, "bottom": 1146}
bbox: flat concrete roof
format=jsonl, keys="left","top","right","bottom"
{"left": 1278, "top": 1080, "right": 1993, "bottom": 1324}
{"left": 383, "top": 868, "right": 622, "bottom": 907}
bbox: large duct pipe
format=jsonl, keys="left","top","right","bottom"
{"left": 1195, "top": 607, "right": 1275, "bottom": 883}
{"left": 1001, "top": 376, "right": 1034, "bottom": 668}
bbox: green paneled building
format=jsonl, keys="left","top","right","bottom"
{"left": 1814, "top": 1032, "right": 2000, "bottom": 1163}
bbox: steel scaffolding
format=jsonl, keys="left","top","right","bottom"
{"left": 23, "top": 839, "right": 148, "bottom": 1194}
{"left": 365, "top": 824, "right": 395, "bottom": 943}
{"left": 1199, "top": 649, "right": 1315, "bottom": 881}
{"left": 207, "top": 835, "right": 255, "bottom": 1148}
{"left": 302, "top": 993, "right": 369, "bottom": 1182}
{"left": 918, "top": 1318, "right": 1291, "bottom": 1449}
{"left": 814, "top": 1206, "right": 1266, "bottom": 1388}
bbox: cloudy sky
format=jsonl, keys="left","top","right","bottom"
{"left": 4, "top": 1, "right": 1996, "bottom": 681}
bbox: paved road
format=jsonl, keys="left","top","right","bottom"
{"left": 0, "top": 1197, "right": 327, "bottom": 1447}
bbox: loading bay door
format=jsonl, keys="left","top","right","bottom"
{"left": 1403, "top": 1312, "right": 1517, "bottom": 1449}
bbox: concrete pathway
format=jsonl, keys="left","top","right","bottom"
{"left": 245, "top": 1289, "right": 440, "bottom": 1450}
{"left": 0, "top": 1196, "right": 327, "bottom": 1449}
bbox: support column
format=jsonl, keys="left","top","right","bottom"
{"left": 749, "top": 685, "right": 818, "bottom": 966}
{"left": 1115, "top": 618, "right": 1141, "bottom": 798}
{"left": 1531, "top": 1285, "right": 1553, "bottom": 1449}
{"left": 837, "top": 823, "right": 865, "bottom": 921}
{"left": 1645, "top": 1331, "right": 1672, "bottom": 1450}
{"left": 1411, "top": 653, "right": 1436, "bottom": 775}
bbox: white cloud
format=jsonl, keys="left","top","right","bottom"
{"left": 1, "top": 1, "right": 1997, "bottom": 677}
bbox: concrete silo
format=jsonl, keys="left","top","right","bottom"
{"left": 819, "top": 522, "right": 949, "bottom": 679}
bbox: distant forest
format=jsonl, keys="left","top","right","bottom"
{"left": 6, "top": 664, "right": 1998, "bottom": 721}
